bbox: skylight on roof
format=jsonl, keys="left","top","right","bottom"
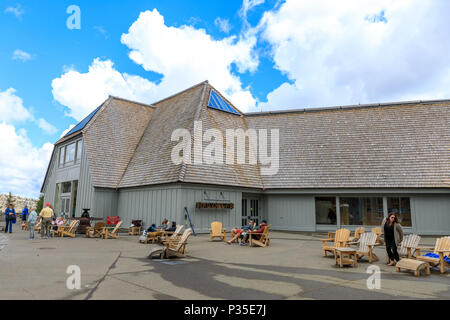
{"left": 64, "top": 106, "right": 101, "bottom": 137}
{"left": 207, "top": 90, "right": 239, "bottom": 115}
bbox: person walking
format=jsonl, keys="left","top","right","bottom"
{"left": 21, "top": 205, "right": 29, "bottom": 222}
{"left": 4, "top": 204, "right": 16, "bottom": 233}
{"left": 27, "top": 208, "right": 38, "bottom": 240}
{"left": 381, "top": 213, "right": 404, "bottom": 266}
{"left": 39, "top": 203, "right": 54, "bottom": 239}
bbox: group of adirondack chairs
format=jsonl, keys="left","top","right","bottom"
{"left": 209, "top": 221, "right": 271, "bottom": 248}
{"left": 139, "top": 222, "right": 183, "bottom": 244}
{"left": 85, "top": 220, "right": 123, "bottom": 239}
{"left": 324, "top": 228, "right": 383, "bottom": 264}
{"left": 323, "top": 228, "right": 450, "bottom": 274}
{"left": 38, "top": 217, "right": 124, "bottom": 239}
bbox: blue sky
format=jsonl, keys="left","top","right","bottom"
{"left": 0, "top": 0, "right": 284, "bottom": 148}
{"left": 2, "top": 0, "right": 450, "bottom": 198}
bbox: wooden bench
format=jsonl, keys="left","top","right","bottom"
{"left": 395, "top": 258, "right": 430, "bottom": 277}
{"left": 334, "top": 247, "right": 358, "bottom": 268}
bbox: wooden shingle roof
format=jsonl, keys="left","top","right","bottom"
{"left": 58, "top": 81, "right": 450, "bottom": 190}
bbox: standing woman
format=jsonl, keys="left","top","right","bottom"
{"left": 4, "top": 204, "right": 16, "bottom": 233}
{"left": 382, "top": 213, "right": 404, "bottom": 266}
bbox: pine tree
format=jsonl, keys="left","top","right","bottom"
{"left": 36, "top": 194, "right": 44, "bottom": 213}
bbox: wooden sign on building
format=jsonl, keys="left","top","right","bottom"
{"left": 196, "top": 202, "right": 234, "bottom": 209}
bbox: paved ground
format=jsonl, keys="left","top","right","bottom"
{"left": 0, "top": 224, "right": 449, "bottom": 300}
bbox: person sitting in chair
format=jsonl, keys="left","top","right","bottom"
{"left": 227, "top": 220, "right": 254, "bottom": 245}
{"left": 242, "top": 220, "right": 268, "bottom": 245}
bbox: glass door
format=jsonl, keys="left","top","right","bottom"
{"left": 60, "top": 196, "right": 71, "bottom": 218}
{"left": 242, "top": 198, "right": 261, "bottom": 226}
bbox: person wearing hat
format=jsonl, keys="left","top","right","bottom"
{"left": 4, "top": 204, "right": 16, "bottom": 233}
{"left": 38, "top": 203, "right": 55, "bottom": 239}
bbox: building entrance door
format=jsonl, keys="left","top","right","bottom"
{"left": 60, "top": 196, "right": 71, "bottom": 219}
{"left": 242, "top": 198, "right": 261, "bottom": 226}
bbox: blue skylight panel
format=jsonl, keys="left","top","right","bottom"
{"left": 64, "top": 106, "right": 101, "bottom": 137}
{"left": 208, "top": 90, "right": 239, "bottom": 115}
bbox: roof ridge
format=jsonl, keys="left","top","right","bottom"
{"left": 246, "top": 99, "right": 450, "bottom": 116}
{"left": 108, "top": 95, "right": 155, "bottom": 108}
{"left": 150, "top": 80, "right": 209, "bottom": 107}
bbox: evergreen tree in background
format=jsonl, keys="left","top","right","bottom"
{"left": 36, "top": 194, "right": 44, "bottom": 213}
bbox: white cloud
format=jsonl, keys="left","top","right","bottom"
{"left": 214, "top": 17, "right": 232, "bottom": 33}
{"left": 12, "top": 49, "right": 32, "bottom": 62}
{"left": 0, "top": 88, "right": 33, "bottom": 122}
{"left": 4, "top": 4, "right": 24, "bottom": 18}
{"left": 258, "top": 0, "right": 450, "bottom": 110}
{"left": 0, "top": 123, "right": 53, "bottom": 198}
{"left": 0, "top": 88, "right": 59, "bottom": 136}
{"left": 37, "top": 118, "right": 58, "bottom": 135}
{"left": 120, "top": 9, "right": 258, "bottom": 111}
{"left": 51, "top": 58, "right": 157, "bottom": 121}
{"left": 52, "top": 9, "right": 259, "bottom": 117}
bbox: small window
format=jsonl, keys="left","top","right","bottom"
{"left": 76, "top": 140, "right": 83, "bottom": 161}
{"left": 59, "top": 147, "right": 65, "bottom": 167}
{"left": 387, "top": 197, "right": 411, "bottom": 227}
{"left": 315, "top": 197, "right": 337, "bottom": 225}
{"left": 62, "top": 181, "right": 72, "bottom": 194}
{"left": 65, "top": 143, "right": 76, "bottom": 163}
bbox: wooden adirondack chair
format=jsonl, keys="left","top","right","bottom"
{"left": 105, "top": 216, "right": 120, "bottom": 232}
{"left": 415, "top": 236, "right": 450, "bottom": 274}
{"left": 128, "top": 220, "right": 142, "bottom": 235}
{"left": 50, "top": 219, "right": 69, "bottom": 237}
{"left": 399, "top": 234, "right": 421, "bottom": 258}
{"left": 349, "top": 227, "right": 366, "bottom": 242}
{"left": 385, "top": 234, "right": 422, "bottom": 263}
{"left": 209, "top": 221, "right": 226, "bottom": 241}
{"left": 86, "top": 221, "right": 106, "bottom": 238}
{"left": 101, "top": 221, "right": 123, "bottom": 239}
{"left": 249, "top": 225, "right": 271, "bottom": 248}
{"left": 355, "top": 232, "right": 378, "bottom": 263}
{"left": 58, "top": 220, "right": 80, "bottom": 238}
{"left": 159, "top": 224, "right": 184, "bottom": 243}
{"left": 371, "top": 227, "right": 383, "bottom": 245}
{"left": 148, "top": 228, "right": 192, "bottom": 259}
{"left": 322, "top": 228, "right": 351, "bottom": 257}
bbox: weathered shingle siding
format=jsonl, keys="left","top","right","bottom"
{"left": 83, "top": 99, "right": 154, "bottom": 188}
{"left": 246, "top": 103, "right": 450, "bottom": 189}
{"left": 77, "top": 82, "right": 449, "bottom": 191}
{"left": 118, "top": 83, "right": 205, "bottom": 188}
{"left": 182, "top": 85, "right": 264, "bottom": 188}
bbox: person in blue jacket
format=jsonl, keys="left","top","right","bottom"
{"left": 4, "top": 203, "right": 16, "bottom": 233}
{"left": 21, "top": 205, "right": 29, "bottom": 222}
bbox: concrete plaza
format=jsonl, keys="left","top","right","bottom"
{"left": 0, "top": 224, "right": 449, "bottom": 300}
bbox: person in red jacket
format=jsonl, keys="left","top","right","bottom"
{"left": 242, "top": 220, "right": 267, "bottom": 245}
